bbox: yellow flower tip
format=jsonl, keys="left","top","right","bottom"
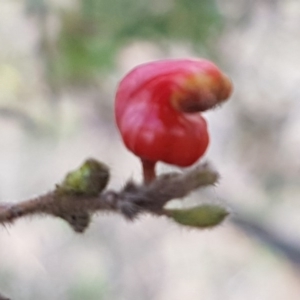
{"left": 171, "top": 72, "right": 233, "bottom": 113}
{"left": 218, "top": 74, "right": 233, "bottom": 102}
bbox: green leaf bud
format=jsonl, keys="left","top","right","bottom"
{"left": 167, "top": 204, "right": 228, "bottom": 228}
{"left": 56, "top": 158, "right": 109, "bottom": 196}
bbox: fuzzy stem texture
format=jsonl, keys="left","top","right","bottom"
{"left": 0, "top": 160, "right": 221, "bottom": 232}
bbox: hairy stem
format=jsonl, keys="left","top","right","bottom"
{"left": 0, "top": 162, "right": 219, "bottom": 232}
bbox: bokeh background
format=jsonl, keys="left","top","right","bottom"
{"left": 1, "top": 0, "right": 300, "bottom": 299}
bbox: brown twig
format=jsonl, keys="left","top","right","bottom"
{"left": 0, "top": 162, "right": 218, "bottom": 233}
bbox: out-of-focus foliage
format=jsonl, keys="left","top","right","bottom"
{"left": 27, "top": 0, "right": 222, "bottom": 84}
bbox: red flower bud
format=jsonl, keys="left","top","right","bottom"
{"left": 115, "top": 59, "right": 232, "bottom": 183}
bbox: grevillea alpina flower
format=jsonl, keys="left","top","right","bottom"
{"left": 115, "top": 59, "right": 232, "bottom": 183}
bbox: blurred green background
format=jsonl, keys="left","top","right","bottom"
{"left": 1, "top": 0, "right": 300, "bottom": 299}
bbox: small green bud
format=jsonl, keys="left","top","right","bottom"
{"left": 167, "top": 204, "right": 228, "bottom": 228}
{"left": 56, "top": 158, "right": 109, "bottom": 196}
